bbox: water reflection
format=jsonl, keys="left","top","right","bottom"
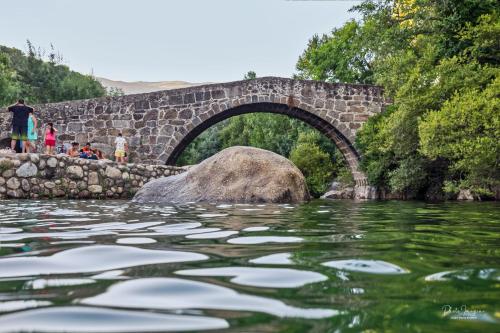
{"left": 0, "top": 245, "right": 208, "bottom": 278}
{"left": 81, "top": 278, "right": 338, "bottom": 318}
{"left": 322, "top": 259, "right": 408, "bottom": 274}
{"left": 250, "top": 252, "right": 293, "bottom": 265}
{"left": 176, "top": 267, "right": 327, "bottom": 288}
{"left": 0, "top": 199, "right": 498, "bottom": 332}
{"left": 0, "top": 306, "right": 229, "bottom": 332}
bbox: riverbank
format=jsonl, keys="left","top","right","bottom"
{"left": 0, "top": 153, "right": 187, "bottom": 199}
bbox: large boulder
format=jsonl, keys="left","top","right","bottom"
{"left": 133, "top": 146, "right": 310, "bottom": 204}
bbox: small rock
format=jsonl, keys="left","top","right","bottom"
{"left": 457, "top": 189, "right": 474, "bottom": 200}
{"left": 7, "top": 189, "right": 23, "bottom": 198}
{"left": 0, "top": 177, "right": 5, "bottom": 186}
{"left": 2, "top": 169, "right": 14, "bottom": 178}
{"left": 89, "top": 185, "right": 103, "bottom": 193}
{"left": 88, "top": 172, "right": 99, "bottom": 185}
{"left": 321, "top": 188, "right": 355, "bottom": 200}
{"left": 16, "top": 162, "right": 38, "bottom": 178}
{"left": 79, "top": 190, "right": 90, "bottom": 198}
{"left": 44, "top": 182, "right": 56, "bottom": 189}
{"left": 53, "top": 189, "right": 66, "bottom": 197}
{"left": 105, "top": 166, "right": 122, "bottom": 179}
{"left": 67, "top": 165, "right": 84, "bottom": 179}
{"left": 47, "top": 157, "right": 58, "bottom": 168}
{"left": 21, "top": 179, "right": 30, "bottom": 192}
{"left": 29, "top": 154, "right": 40, "bottom": 164}
{"left": 6, "top": 178, "right": 20, "bottom": 190}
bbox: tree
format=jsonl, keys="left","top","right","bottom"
{"left": 0, "top": 53, "right": 20, "bottom": 107}
{"left": 106, "top": 87, "right": 125, "bottom": 97}
{"left": 299, "top": 0, "right": 499, "bottom": 198}
{"left": 0, "top": 42, "right": 106, "bottom": 106}
{"left": 290, "top": 132, "right": 334, "bottom": 197}
{"left": 419, "top": 76, "right": 500, "bottom": 197}
{"left": 296, "top": 20, "right": 374, "bottom": 84}
{"left": 244, "top": 71, "right": 257, "bottom": 80}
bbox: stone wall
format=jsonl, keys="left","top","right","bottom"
{"left": 0, "top": 153, "right": 186, "bottom": 199}
{"left": 0, "top": 77, "right": 388, "bottom": 189}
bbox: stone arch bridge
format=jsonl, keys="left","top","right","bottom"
{"left": 0, "top": 77, "right": 387, "bottom": 198}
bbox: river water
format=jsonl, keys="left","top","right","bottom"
{"left": 0, "top": 199, "right": 498, "bottom": 332}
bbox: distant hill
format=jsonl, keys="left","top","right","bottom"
{"left": 97, "top": 77, "right": 212, "bottom": 95}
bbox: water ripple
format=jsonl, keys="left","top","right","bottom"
{"left": 0, "top": 306, "right": 229, "bottom": 332}
{"left": 176, "top": 267, "right": 327, "bottom": 288}
{"left": 81, "top": 277, "right": 338, "bottom": 319}
{"left": 0, "top": 245, "right": 208, "bottom": 278}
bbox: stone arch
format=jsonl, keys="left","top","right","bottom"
{"left": 165, "top": 102, "right": 367, "bottom": 187}
{"left": 0, "top": 77, "right": 386, "bottom": 198}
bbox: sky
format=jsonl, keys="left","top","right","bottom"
{"left": 1, "top": 0, "right": 361, "bottom": 83}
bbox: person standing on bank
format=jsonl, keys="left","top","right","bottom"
{"left": 44, "top": 122, "right": 58, "bottom": 155}
{"left": 114, "top": 133, "right": 128, "bottom": 164}
{"left": 26, "top": 112, "right": 38, "bottom": 153}
{"left": 7, "top": 99, "right": 33, "bottom": 153}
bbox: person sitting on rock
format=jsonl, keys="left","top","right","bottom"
{"left": 88, "top": 149, "right": 98, "bottom": 160}
{"left": 82, "top": 142, "right": 91, "bottom": 153}
{"left": 79, "top": 149, "right": 88, "bottom": 159}
{"left": 95, "top": 149, "right": 105, "bottom": 160}
{"left": 67, "top": 142, "right": 80, "bottom": 157}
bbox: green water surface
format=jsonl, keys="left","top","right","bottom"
{"left": 0, "top": 200, "right": 498, "bottom": 332}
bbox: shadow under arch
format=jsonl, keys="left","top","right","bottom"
{"left": 166, "top": 102, "right": 367, "bottom": 186}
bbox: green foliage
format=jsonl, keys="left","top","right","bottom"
{"left": 296, "top": 20, "right": 374, "bottom": 84}
{"left": 106, "top": 87, "right": 125, "bottom": 97}
{"left": 176, "top": 122, "right": 225, "bottom": 166}
{"left": 290, "top": 132, "right": 334, "bottom": 197}
{"left": 219, "top": 113, "right": 309, "bottom": 157}
{"left": 0, "top": 53, "right": 20, "bottom": 107}
{"left": 419, "top": 76, "right": 500, "bottom": 196}
{"left": 0, "top": 159, "right": 14, "bottom": 173}
{"left": 0, "top": 41, "right": 106, "bottom": 106}
{"left": 300, "top": 0, "right": 499, "bottom": 198}
{"left": 244, "top": 71, "right": 257, "bottom": 80}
